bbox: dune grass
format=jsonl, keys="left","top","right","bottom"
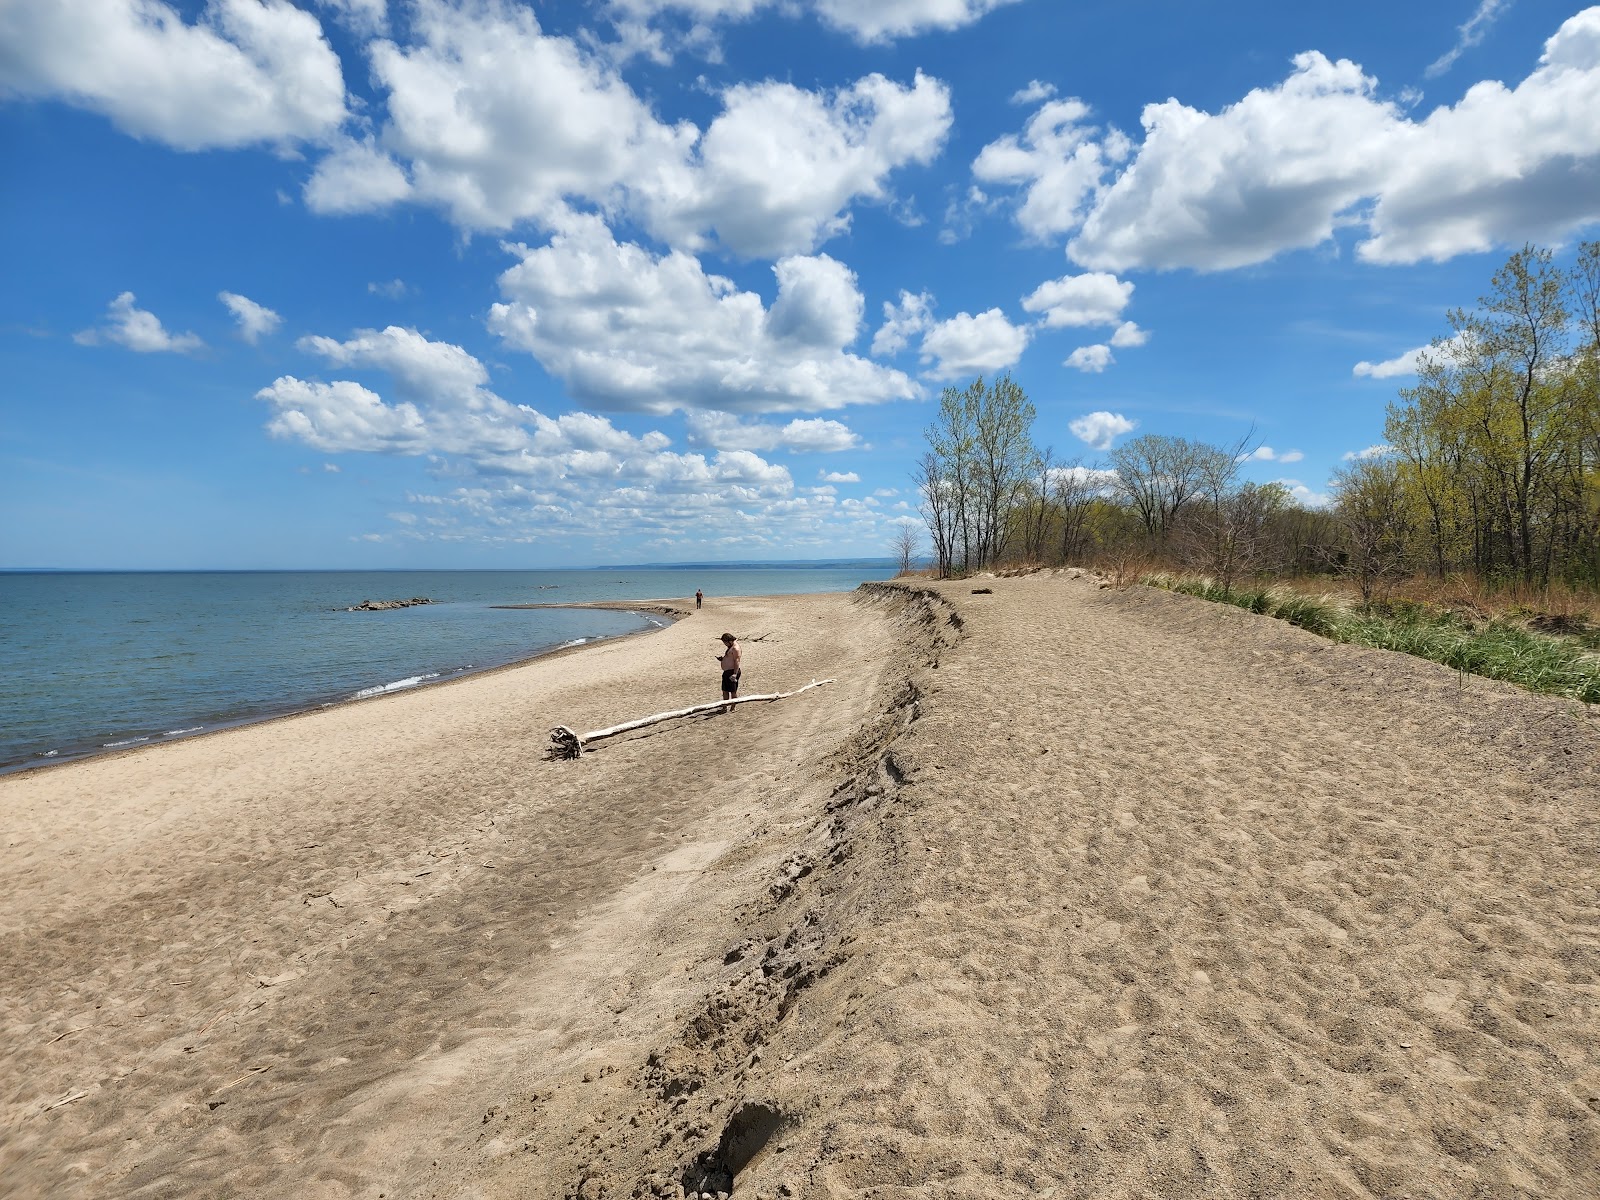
{"left": 1143, "top": 574, "right": 1600, "bottom": 704}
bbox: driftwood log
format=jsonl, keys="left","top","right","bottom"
{"left": 547, "top": 678, "right": 835, "bottom": 760}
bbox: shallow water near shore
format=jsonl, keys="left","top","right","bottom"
{"left": 0, "top": 564, "right": 891, "bottom": 772}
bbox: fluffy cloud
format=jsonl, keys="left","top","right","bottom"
{"left": 1360, "top": 9, "right": 1600, "bottom": 264}
{"left": 1021, "top": 271, "right": 1133, "bottom": 328}
{"left": 0, "top": 0, "right": 347, "bottom": 150}
{"left": 820, "top": 470, "right": 860, "bottom": 483}
{"left": 255, "top": 325, "right": 809, "bottom": 528}
{"left": 1343, "top": 444, "right": 1393, "bottom": 461}
{"left": 810, "top": 0, "right": 1023, "bottom": 43}
{"left": 1353, "top": 333, "right": 1473, "bottom": 378}
{"left": 1110, "top": 321, "right": 1149, "bottom": 348}
{"left": 918, "top": 309, "right": 1030, "bottom": 379}
{"left": 257, "top": 377, "right": 429, "bottom": 453}
{"left": 1011, "top": 80, "right": 1056, "bottom": 105}
{"left": 303, "top": 3, "right": 950, "bottom": 257}
{"left": 219, "top": 291, "right": 281, "bottom": 343}
{"left": 641, "top": 71, "right": 952, "bottom": 257}
{"left": 303, "top": 137, "right": 412, "bottom": 215}
{"left": 1069, "top": 410, "right": 1136, "bottom": 450}
{"left": 74, "top": 292, "right": 203, "bottom": 353}
{"left": 303, "top": 2, "right": 694, "bottom": 232}
{"left": 1244, "top": 445, "right": 1305, "bottom": 463}
{"left": 487, "top": 214, "right": 916, "bottom": 414}
{"left": 1277, "top": 479, "right": 1332, "bottom": 508}
{"left": 685, "top": 412, "right": 860, "bottom": 452}
{"left": 978, "top": 7, "right": 1600, "bottom": 271}
{"left": 1352, "top": 348, "right": 1424, "bottom": 378}
{"left": 604, "top": 0, "right": 1022, "bottom": 45}
{"left": 973, "top": 98, "right": 1131, "bottom": 242}
{"left": 1070, "top": 52, "right": 1401, "bottom": 271}
{"left": 1064, "top": 344, "right": 1113, "bottom": 373}
{"left": 1050, "top": 464, "right": 1120, "bottom": 492}
{"left": 871, "top": 290, "right": 935, "bottom": 356}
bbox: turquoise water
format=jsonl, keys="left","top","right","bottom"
{"left": 0, "top": 565, "right": 892, "bottom": 773}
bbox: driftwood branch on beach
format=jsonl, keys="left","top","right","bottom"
{"left": 547, "top": 678, "right": 835, "bottom": 760}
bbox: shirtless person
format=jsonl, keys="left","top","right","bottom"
{"left": 716, "top": 632, "right": 741, "bottom": 709}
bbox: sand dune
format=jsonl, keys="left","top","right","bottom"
{"left": 3, "top": 577, "right": 1597, "bottom": 1198}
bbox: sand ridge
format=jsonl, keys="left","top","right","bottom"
{"left": 4, "top": 577, "right": 1598, "bottom": 1198}
{"left": 0, "top": 590, "right": 904, "bottom": 1198}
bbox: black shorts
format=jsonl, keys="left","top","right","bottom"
{"left": 721, "top": 669, "right": 741, "bottom": 694}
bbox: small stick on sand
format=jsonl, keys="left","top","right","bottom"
{"left": 211, "top": 1065, "right": 272, "bottom": 1097}
{"left": 549, "top": 678, "right": 835, "bottom": 759}
{"left": 41, "top": 1090, "right": 89, "bottom": 1113}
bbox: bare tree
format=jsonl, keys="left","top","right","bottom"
{"left": 1179, "top": 430, "right": 1263, "bottom": 593}
{"left": 890, "top": 522, "right": 922, "bottom": 576}
{"left": 1332, "top": 457, "right": 1415, "bottom": 605}
{"left": 1051, "top": 458, "right": 1103, "bottom": 566}
{"left": 915, "top": 451, "right": 955, "bottom": 578}
{"left": 1109, "top": 434, "right": 1213, "bottom": 544}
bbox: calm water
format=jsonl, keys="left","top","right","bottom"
{"left": 0, "top": 565, "right": 892, "bottom": 773}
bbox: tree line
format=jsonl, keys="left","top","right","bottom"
{"left": 911, "top": 374, "right": 1336, "bottom": 588}
{"left": 1340, "top": 242, "right": 1599, "bottom": 594}
{"left": 907, "top": 241, "right": 1599, "bottom": 599}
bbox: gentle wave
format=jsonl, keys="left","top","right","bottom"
{"left": 349, "top": 671, "right": 443, "bottom": 701}
{"left": 164, "top": 726, "right": 204, "bottom": 737}
{"left": 103, "top": 736, "right": 151, "bottom": 749}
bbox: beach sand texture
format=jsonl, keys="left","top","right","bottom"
{"left": 3, "top": 577, "right": 1597, "bottom": 1198}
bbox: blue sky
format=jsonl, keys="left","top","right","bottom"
{"left": 3, "top": 0, "right": 1598, "bottom": 569}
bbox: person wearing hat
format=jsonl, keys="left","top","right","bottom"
{"left": 716, "top": 632, "right": 741, "bottom": 708}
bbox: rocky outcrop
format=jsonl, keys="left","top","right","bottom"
{"left": 344, "top": 597, "right": 433, "bottom": 611}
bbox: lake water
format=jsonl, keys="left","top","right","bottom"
{"left": 0, "top": 564, "right": 894, "bottom": 774}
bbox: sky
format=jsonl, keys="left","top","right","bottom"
{"left": 3, "top": 0, "right": 1599, "bottom": 569}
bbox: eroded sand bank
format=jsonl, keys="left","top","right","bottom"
{"left": 3, "top": 578, "right": 1597, "bottom": 1199}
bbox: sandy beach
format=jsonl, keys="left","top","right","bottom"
{"left": 3, "top": 576, "right": 1597, "bottom": 1198}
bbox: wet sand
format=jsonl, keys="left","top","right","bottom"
{"left": 3, "top": 577, "right": 1597, "bottom": 1198}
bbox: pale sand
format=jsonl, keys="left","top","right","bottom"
{"left": 3, "top": 578, "right": 1598, "bottom": 1198}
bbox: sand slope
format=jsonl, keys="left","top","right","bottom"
{"left": 4, "top": 577, "right": 1598, "bottom": 1199}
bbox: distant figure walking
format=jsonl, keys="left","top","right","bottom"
{"left": 695, "top": 588, "right": 703, "bottom": 610}
{"left": 717, "top": 632, "right": 741, "bottom": 708}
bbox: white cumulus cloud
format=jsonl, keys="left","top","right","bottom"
{"left": 871, "top": 289, "right": 936, "bottom": 357}
{"left": 1011, "top": 79, "right": 1056, "bottom": 105}
{"left": 0, "top": 0, "right": 348, "bottom": 150}
{"left": 1020, "top": 271, "right": 1133, "bottom": 328}
{"left": 219, "top": 291, "right": 281, "bottom": 343}
{"left": 74, "top": 292, "right": 203, "bottom": 353}
{"left": 1343, "top": 444, "right": 1393, "bottom": 461}
{"left": 820, "top": 470, "right": 860, "bottom": 483}
{"left": 1244, "top": 445, "right": 1305, "bottom": 463}
{"left": 975, "top": 7, "right": 1600, "bottom": 271}
{"left": 487, "top": 214, "right": 916, "bottom": 414}
{"left": 685, "top": 411, "right": 860, "bottom": 452}
{"left": 302, "top": 2, "right": 951, "bottom": 258}
{"left": 1109, "top": 321, "right": 1149, "bottom": 348}
{"left": 1064, "top": 344, "right": 1113, "bottom": 373}
{"left": 604, "top": 0, "right": 1023, "bottom": 45}
{"left": 1069, "top": 410, "right": 1135, "bottom": 450}
{"left": 918, "top": 309, "right": 1031, "bottom": 380}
